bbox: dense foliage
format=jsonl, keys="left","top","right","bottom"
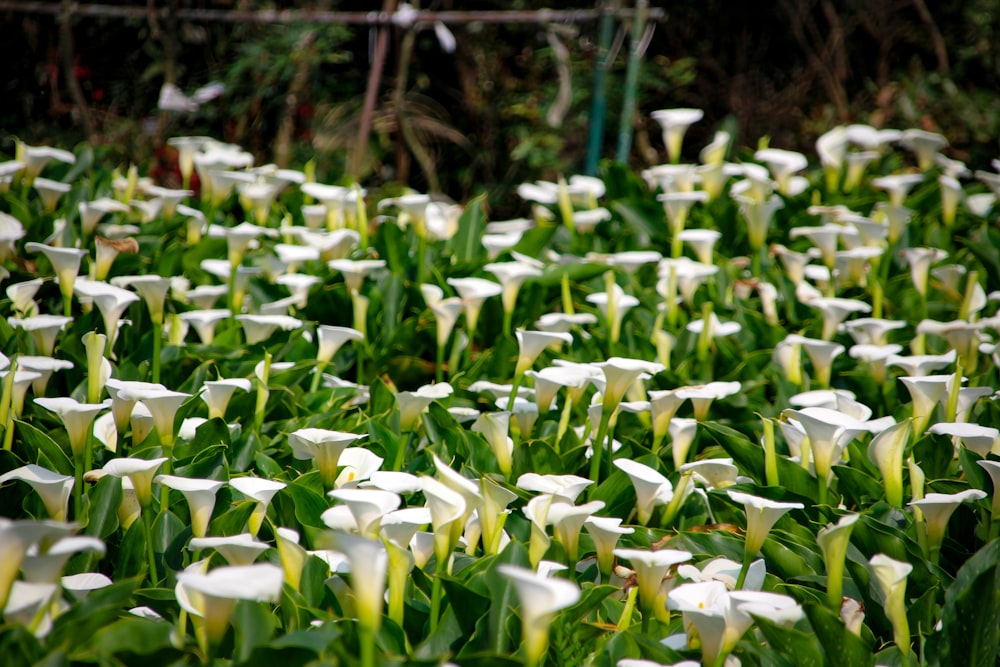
{"left": 1, "top": 107, "right": 1000, "bottom": 667}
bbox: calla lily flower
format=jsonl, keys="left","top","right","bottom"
{"left": 176, "top": 563, "right": 284, "bottom": 652}
{"left": 669, "top": 582, "right": 802, "bottom": 667}
{"left": 613, "top": 458, "right": 674, "bottom": 525}
{"left": 178, "top": 308, "right": 231, "bottom": 345}
{"left": 0, "top": 464, "right": 74, "bottom": 521}
{"left": 726, "top": 490, "right": 804, "bottom": 560}
{"left": 7, "top": 315, "right": 73, "bottom": 357}
{"left": 62, "top": 572, "right": 112, "bottom": 600}
{"left": 651, "top": 108, "right": 703, "bottom": 163}
{"left": 910, "top": 489, "right": 986, "bottom": 561}
{"left": 419, "top": 475, "right": 466, "bottom": 573}
{"left": 229, "top": 476, "right": 286, "bottom": 536}
{"left": 547, "top": 499, "right": 604, "bottom": 564}
{"left": 816, "top": 513, "right": 860, "bottom": 608}
{"left": 446, "top": 276, "right": 502, "bottom": 337}
{"left": 516, "top": 473, "right": 592, "bottom": 503}
{"left": 327, "top": 488, "right": 401, "bottom": 538}
{"left": 868, "top": 554, "right": 913, "bottom": 656}
{"left": 188, "top": 533, "right": 270, "bottom": 566}
{"left": 287, "top": 428, "right": 366, "bottom": 488}
{"left": 676, "top": 556, "right": 766, "bottom": 591}
{"left": 118, "top": 387, "right": 190, "bottom": 449}
{"left": 498, "top": 564, "right": 581, "bottom": 667}
{"left": 200, "top": 378, "right": 251, "bottom": 420}
{"left": 34, "top": 397, "right": 107, "bottom": 458}
{"left": 472, "top": 410, "right": 514, "bottom": 477}
{"left": 615, "top": 548, "right": 693, "bottom": 622}
{"left": 155, "top": 475, "right": 225, "bottom": 538}
{"left": 22, "top": 535, "right": 105, "bottom": 583}
{"left": 25, "top": 243, "right": 88, "bottom": 316}
{"left": 668, "top": 418, "right": 699, "bottom": 469}
{"left": 676, "top": 381, "right": 741, "bottom": 421}
{"left": 396, "top": 382, "right": 453, "bottom": 432}
{"left": 0, "top": 518, "right": 76, "bottom": 611}
{"left": 584, "top": 516, "right": 634, "bottom": 578}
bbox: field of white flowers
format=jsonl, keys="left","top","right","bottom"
{"left": 1, "top": 112, "right": 999, "bottom": 667}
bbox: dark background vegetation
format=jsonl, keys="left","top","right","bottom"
{"left": 2, "top": 0, "right": 1000, "bottom": 216}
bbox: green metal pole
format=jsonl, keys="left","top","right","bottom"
{"left": 615, "top": 0, "right": 648, "bottom": 162}
{"left": 585, "top": 1, "right": 618, "bottom": 175}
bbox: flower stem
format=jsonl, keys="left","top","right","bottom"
{"left": 358, "top": 623, "right": 375, "bottom": 667}
{"left": 561, "top": 272, "right": 574, "bottom": 315}
{"left": 588, "top": 410, "right": 612, "bottom": 496}
{"left": 151, "top": 321, "right": 163, "bottom": 384}
{"left": 761, "top": 417, "right": 779, "bottom": 487}
{"left": 435, "top": 342, "right": 444, "bottom": 384}
{"left": 429, "top": 573, "right": 443, "bottom": 632}
{"left": 735, "top": 552, "right": 754, "bottom": 590}
{"left": 142, "top": 507, "right": 159, "bottom": 587}
{"left": 617, "top": 585, "right": 638, "bottom": 630}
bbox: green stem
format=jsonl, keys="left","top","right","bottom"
{"left": 587, "top": 411, "right": 612, "bottom": 495}
{"left": 735, "top": 552, "right": 754, "bottom": 590}
{"left": 151, "top": 321, "right": 163, "bottom": 384}
{"left": 817, "top": 473, "right": 829, "bottom": 507}
{"left": 506, "top": 371, "right": 524, "bottom": 412}
{"left": 429, "top": 573, "right": 443, "bottom": 632}
{"left": 309, "top": 360, "right": 329, "bottom": 394}
{"left": 556, "top": 394, "right": 573, "bottom": 451}
{"left": 617, "top": 585, "right": 638, "bottom": 630}
{"left": 660, "top": 472, "right": 691, "bottom": 528}
{"left": 359, "top": 623, "right": 375, "bottom": 667}
{"left": 436, "top": 342, "right": 444, "bottom": 384}
{"left": 561, "top": 272, "right": 574, "bottom": 315}
{"left": 73, "top": 455, "right": 84, "bottom": 521}
{"left": 393, "top": 430, "right": 416, "bottom": 473}
{"left": 416, "top": 233, "right": 427, "bottom": 284}
{"left": 142, "top": 507, "right": 159, "bottom": 587}
{"left": 761, "top": 417, "right": 779, "bottom": 487}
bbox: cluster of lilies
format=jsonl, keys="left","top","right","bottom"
{"left": 0, "top": 109, "right": 998, "bottom": 667}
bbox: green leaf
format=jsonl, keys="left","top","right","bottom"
{"left": 15, "top": 419, "right": 73, "bottom": 476}
{"left": 277, "top": 480, "right": 329, "bottom": 529}
{"left": 926, "top": 539, "right": 1000, "bottom": 667}
{"left": 802, "top": 601, "right": 874, "bottom": 667}
{"left": 48, "top": 578, "right": 141, "bottom": 654}
{"left": 451, "top": 194, "right": 488, "bottom": 263}
{"left": 0, "top": 626, "right": 46, "bottom": 667}
{"left": 440, "top": 574, "right": 491, "bottom": 636}
{"left": 233, "top": 599, "right": 277, "bottom": 663}
{"left": 750, "top": 614, "right": 825, "bottom": 667}
{"left": 83, "top": 473, "right": 122, "bottom": 539}
{"left": 90, "top": 617, "right": 179, "bottom": 659}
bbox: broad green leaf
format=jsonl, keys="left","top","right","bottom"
{"left": 451, "top": 194, "right": 488, "bottom": 263}
{"left": 276, "top": 479, "right": 329, "bottom": 529}
{"left": 233, "top": 599, "right": 277, "bottom": 663}
{"left": 83, "top": 473, "right": 122, "bottom": 539}
{"left": 16, "top": 419, "right": 73, "bottom": 476}
{"left": 90, "top": 617, "right": 179, "bottom": 660}
{"left": 750, "top": 614, "right": 825, "bottom": 667}
{"left": 926, "top": 540, "right": 1000, "bottom": 667}
{"left": 439, "top": 574, "right": 491, "bottom": 636}
{"left": 802, "top": 601, "right": 874, "bottom": 667}
{"left": 48, "top": 578, "right": 141, "bottom": 654}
